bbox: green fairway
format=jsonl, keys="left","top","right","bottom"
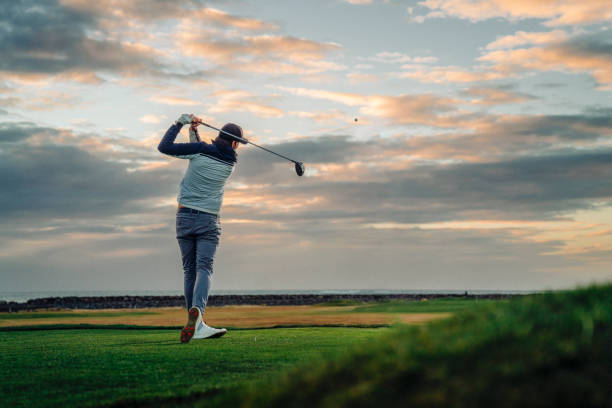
{"left": 0, "top": 327, "right": 387, "bottom": 408}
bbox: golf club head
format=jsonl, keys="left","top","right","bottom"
{"left": 295, "top": 162, "right": 305, "bottom": 177}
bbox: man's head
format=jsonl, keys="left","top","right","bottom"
{"left": 215, "top": 123, "right": 243, "bottom": 149}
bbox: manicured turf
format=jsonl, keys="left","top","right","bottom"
{"left": 0, "top": 327, "right": 387, "bottom": 408}
{"left": 216, "top": 285, "right": 612, "bottom": 407}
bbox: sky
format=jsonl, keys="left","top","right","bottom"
{"left": 1, "top": 0, "right": 611, "bottom": 292}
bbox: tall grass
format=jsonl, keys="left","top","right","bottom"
{"left": 213, "top": 285, "right": 611, "bottom": 408}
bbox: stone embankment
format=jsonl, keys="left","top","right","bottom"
{"left": 0, "top": 293, "right": 518, "bottom": 312}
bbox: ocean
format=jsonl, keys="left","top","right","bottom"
{"left": 0, "top": 289, "right": 540, "bottom": 303}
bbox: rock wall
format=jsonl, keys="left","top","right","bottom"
{"left": 0, "top": 293, "right": 517, "bottom": 312}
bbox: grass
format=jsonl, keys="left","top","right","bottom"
{"left": 7, "top": 292, "right": 604, "bottom": 408}
{"left": 211, "top": 284, "right": 612, "bottom": 407}
{"left": 0, "top": 303, "right": 455, "bottom": 329}
{"left": 0, "top": 297, "right": 484, "bottom": 407}
{"left": 0, "top": 327, "right": 387, "bottom": 408}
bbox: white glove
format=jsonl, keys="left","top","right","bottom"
{"left": 176, "top": 114, "right": 193, "bottom": 125}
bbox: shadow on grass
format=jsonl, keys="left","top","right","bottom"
{"left": 104, "top": 387, "right": 223, "bottom": 408}
{"left": 109, "top": 339, "right": 180, "bottom": 347}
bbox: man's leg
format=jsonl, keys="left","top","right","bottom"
{"left": 191, "top": 215, "right": 227, "bottom": 339}
{"left": 177, "top": 212, "right": 198, "bottom": 310}
{"left": 177, "top": 238, "right": 197, "bottom": 310}
{"left": 192, "top": 214, "right": 220, "bottom": 314}
{"left": 192, "top": 240, "right": 218, "bottom": 313}
{"left": 176, "top": 212, "right": 200, "bottom": 343}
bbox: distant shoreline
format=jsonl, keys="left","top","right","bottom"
{"left": 0, "top": 289, "right": 541, "bottom": 303}
{"left": 0, "top": 293, "right": 524, "bottom": 312}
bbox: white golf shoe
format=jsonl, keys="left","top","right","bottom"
{"left": 181, "top": 306, "right": 202, "bottom": 344}
{"left": 193, "top": 321, "right": 227, "bottom": 339}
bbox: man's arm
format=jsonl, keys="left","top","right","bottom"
{"left": 189, "top": 125, "right": 201, "bottom": 143}
{"left": 157, "top": 114, "right": 212, "bottom": 158}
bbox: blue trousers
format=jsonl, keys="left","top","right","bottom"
{"left": 176, "top": 208, "right": 220, "bottom": 313}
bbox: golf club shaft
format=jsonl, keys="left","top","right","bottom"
{"left": 197, "top": 121, "right": 300, "bottom": 164}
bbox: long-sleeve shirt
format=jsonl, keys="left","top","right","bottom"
{"left": 158, "top": 123, "right": 237, "bottom": 215}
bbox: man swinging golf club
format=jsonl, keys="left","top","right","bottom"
{"left": 158, "top": 113, "right": 243, "bottom": 343}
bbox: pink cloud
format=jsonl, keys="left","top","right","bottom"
{"left": 479, "top": 40, "right": 612, "bottom": 88}
{"left": 417, "top": 0, "right": 612, "bottom": 26}
{"left": 396, "top": 66, "right": 505, "bottom": 83}
{"left": 288, "top": 110, "right": 347, "bottom": 123}
{"left": 149, "top": 96, "right": 200, "bottom": 105}
{"left": 486, "top": 30, "right": 568, "bottom": 50}
{"left": 176, "top": 25, "right": 344, "bottom": 77}
{"left": 461, "top": 86, "right": 533, "bottom": 105}
{"left": 209, "top": 90, "right": 284, "bottom": 118}
{"left": 278, "top": 86, "right": 461, "bottom": 127}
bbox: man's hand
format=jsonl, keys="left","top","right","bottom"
{"left": 190, "top": 115, "right": 202, "bottom": 131}
{"left": 176, "top": 114, "right": 202, "bottom": 125}
{"left": 189, "top": 121, "right": 201, "bottom": 142}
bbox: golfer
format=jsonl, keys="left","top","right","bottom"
{"left": 158, "top": 114, "right": 242, "bottom": 343}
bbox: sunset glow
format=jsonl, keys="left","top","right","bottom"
{"left": 1, "top": 0, "right": 610, "bottom": 291}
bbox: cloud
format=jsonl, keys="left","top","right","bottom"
{"left": 369, "top": 52, "right": 413, "bottom": 64}
{"left": 347, "top": 72, "right": 379, "bottom": 83}
{"left": 189, "top": 7, "right": 278, "bottom": 31}
{"left": 289, "top": 110, "right": 347, "bottom": 123}
{"left": 0, "top": 0, "right": 165, "bottom": 80}
{"left": 2, "top": 1, "right": 342, "bottom": 87}
{"left": 139, "top": 114, "right": 166, "bottom": 124}
{"left": 176, "top": 25, "right": 344, "bottom": 77}
{"left": 0, "top": 121, "right": 180, "bottom": 221}
{"left": 61, "top": 0, "right": 275, "bottom": 31}
{"left": 149, "top": 96, "right": 201, "bottom": 105}
{"left": 416, "top": 0, "right": 612, "bottom": 26}
{"left": 15, "top": 115, "right": 604, "bottom": 230}
{"left": 396, "top": 108, "right": 612, "bottom": 163}
{"left": 396, "top": 30, "right": 611, "bottom": 87}
{"left": 278, "top": 86, "right": 460, "bottom": 126}
{"left": 209, "top": 90, "right": 284, "bottom": 118}
{"left": 396, "top": 66, "right": 505, "bottom": 83}
{"left": 461, "top": 85, "right": 536, "bottom": 105}
{"left": 367, "top": 52, "right": 438, "bottom": 64}
{"left": 479, "top": 32, "right": 612, "bottom": 88}
{"left": 4, "top": 91, "right": 82, "bottom": 112}
{"left": 277, "top": 86, "right": 366, "bottom": 106}
{"left": 230, "top": 141, "right": 612, "bottom": 229}
{"left": 486, "top": 30, "right": 568, "bottom": 50}
{"left": 59, "top": 0, "right": 203, "bottom": 20}
{"left": 2, "top": 115, "right": 612, "bottom": 290}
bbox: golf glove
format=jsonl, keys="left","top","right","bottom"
{"left": 176, "top": 114, "right": 193, "bottom": 125}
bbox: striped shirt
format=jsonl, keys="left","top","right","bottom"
{"left": 158, "top": 123, "right": 237, "bottom": 215}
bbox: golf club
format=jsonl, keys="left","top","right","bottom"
{"left": 196, "top": 120, "right": 305, "bottom": 177}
